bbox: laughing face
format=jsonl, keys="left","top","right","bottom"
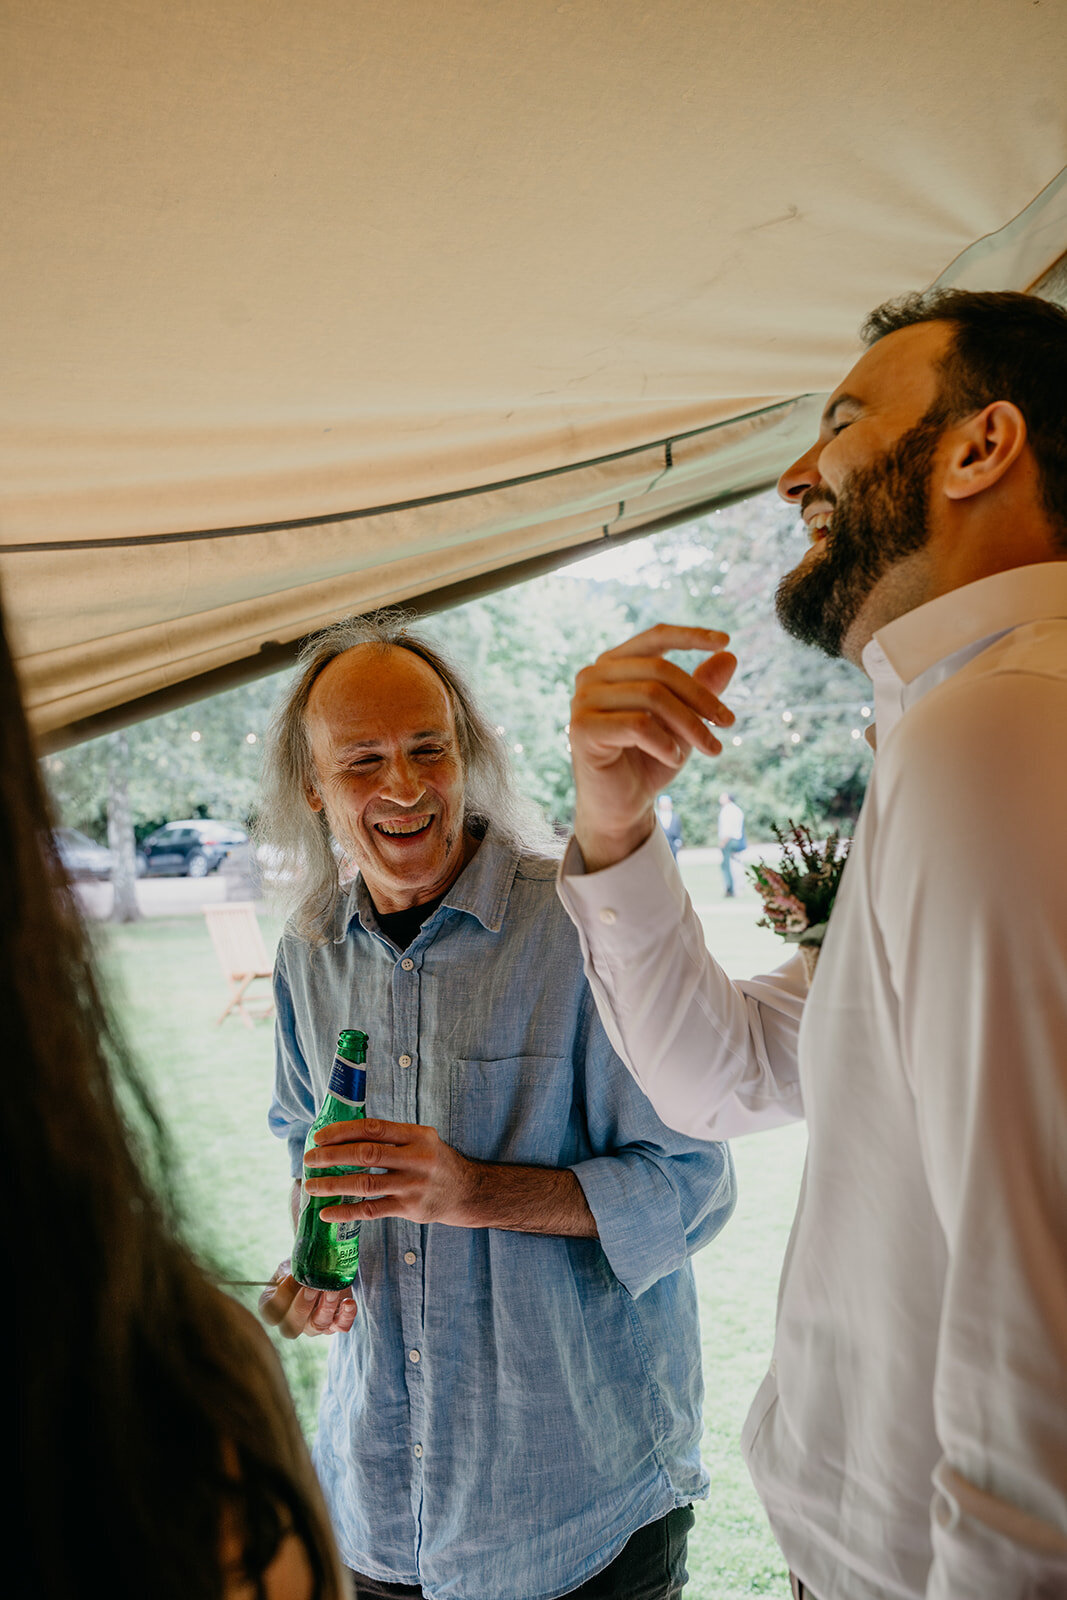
{"left": 304, "top": 644, "right": 475, "bottom": 914}
{"left": 774, "top": 321, "right": 952, "bottom": 661}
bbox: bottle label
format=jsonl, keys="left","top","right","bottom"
{"left": 328, "top": 1056, "right": 367, "bottom": 1104}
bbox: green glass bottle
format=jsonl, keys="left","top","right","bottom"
{"left": 291, "top": 1028, "right": 369, "bottom": 1291}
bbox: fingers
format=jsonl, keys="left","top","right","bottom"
{"left": 303, "top": 1286, "right": 357, "bottom": 1338}
{"left": 258, "top": 1262, "right": 358, "bottom": 1340}
{"left": 602, "top": 624, "right": 730, "bottom": 659}
{"left": 258, "top": 1266, "right": 300, "bottom": 1328}
{"left": 693, "top": 649, "right": 738, "bottom": 700}
{"left": 304, "top": 1121, "right": 467, "bottom": 1227}
{"left": 304, "top": 1118, "right": 425, "bottom": 1217}
{"left": 574, "top": 652, "right": 735, "bottom": 739}
{"left": 259, "top": 1271, "right": 357, "bottom": 1340}
{"left": 311, "top": 1116, "right": 414, "bottom": 1150}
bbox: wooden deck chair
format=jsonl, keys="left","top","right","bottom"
{"left": 203, "top": 901, "right": 275, "bottom": 1028}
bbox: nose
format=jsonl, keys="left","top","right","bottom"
{"left": 380, "top": 755, "right": 424, "bottom": 806}
{"left": 777, "top": 440, "right": 821, "bottom": 506}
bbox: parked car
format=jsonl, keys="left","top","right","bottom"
{"left": 54, "top": 827, "right": 114, "bottom": 881}
{"left": 136, "top": 819, "right": 249, "bottom": 879}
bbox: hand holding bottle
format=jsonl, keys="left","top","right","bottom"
{"left": 259, "top": 1259, "right": 358, "bottom": 1340}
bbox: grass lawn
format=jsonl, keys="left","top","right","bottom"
{"left": 94, "top": 858, "right": 804, "bottom": 1599}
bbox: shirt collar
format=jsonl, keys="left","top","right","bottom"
{"left": 338, "top": 822, "right": 520, "bottom": 941}
{"left": 860, "top": 561, "right": 1067, "bottom": 748}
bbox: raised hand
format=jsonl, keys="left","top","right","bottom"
{"left": 569, "top": 625, "right": 736, "bottom": 870}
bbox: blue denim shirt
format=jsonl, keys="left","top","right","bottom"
{"left": 269, "top": 829, "right": 736, "bottom": 1600}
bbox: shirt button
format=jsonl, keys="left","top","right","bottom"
{"left": 599, "top": 907, "right": 618, "bottom": 925}
{"left": 409, "top": 1349, "right": 421, "bottom": 1363}
{"left": 413, "top": 1444, "right": 423, "bottom": 1459}
{"left": 398, "top": 1053, "right": 413, "bottom": 1068}
{"left": 401, "top": 958, "right": 414, "bottom": 971}
{"left": 403, "top": 1251, "right": 417, "bottom": 1265}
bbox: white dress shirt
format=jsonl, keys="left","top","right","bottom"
{"left": 558, "top": 563, "right": 1067, "bottom": 1600}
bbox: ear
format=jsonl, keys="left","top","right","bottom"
{"left": 943, "top": 401, "right": 1028, "bottom": 501}
{"left": 305, "top": 785, "right": 324, "bottom": 813}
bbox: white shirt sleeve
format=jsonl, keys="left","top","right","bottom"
{"left": 556, "top": 822, "right": 805, "bottom": 1140}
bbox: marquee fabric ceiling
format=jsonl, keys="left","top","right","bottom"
{"left": 2, "top": 1, "right": 1066, "bottom": 747}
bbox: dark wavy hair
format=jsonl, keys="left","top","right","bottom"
{"left": 862, "top": 288, "right": 1067, "bottom": 549}
{"left": 1, "top": 598, "right": 342, "bottom": 1599}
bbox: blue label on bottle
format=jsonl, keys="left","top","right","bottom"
{"left": 327, "top": 1056, "right": 366, "bottom": 1104}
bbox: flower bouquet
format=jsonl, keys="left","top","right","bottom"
{"left": 748, "top": 822, "right": 851, "bottom": 985}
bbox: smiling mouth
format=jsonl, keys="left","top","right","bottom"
{"left": 806, "top": 511, "right": 833, "bottom": 544}
{"left": 374, "top": 816, "right": 434, "bottom": 839}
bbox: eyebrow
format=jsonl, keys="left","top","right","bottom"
{"left": 335, "top": 728, "right": 452, "bottom": 754}
{"left": 821, "top": 392, "right": 863, "bottom": 429}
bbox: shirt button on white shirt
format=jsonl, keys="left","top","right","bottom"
{"left": 599, "top": 907, "right": 618, "bottom": 925}
{"left": 398, "top": 1053, "right": 412, "bottom": 1068}
{"left": 409, "top": 1349, "right": 421, "bottom": 1363}
{"left": 403, "top": 1250, "right": 417, "bottom": 1265}
{"left": 401, "top": 958, "right": 414, "bottom": 971}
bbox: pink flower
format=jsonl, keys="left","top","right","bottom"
{"left": 759, "top": 867, "right": 790, "bottom": 897}
{"left": 767, "top": 892, "right": 808, "bottom": 934}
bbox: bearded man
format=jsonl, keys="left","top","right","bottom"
{"left": 255, "top": 614, "right": 736, "bottom": 1600}
{"left": 558, "top": 289, "right": 1067, "bottom": 1600}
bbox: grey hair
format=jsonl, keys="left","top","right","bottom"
{"left": 256, "top": 609, "right": 558, "bottom": 943}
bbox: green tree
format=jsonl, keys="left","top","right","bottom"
{"left": 444, "top": 575, "right": 631, "bottom": 826}
{"left": 43, "top": 675, "right": 290, "bottom": 917}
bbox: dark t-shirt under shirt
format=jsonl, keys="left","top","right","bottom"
{"left": 374, "top": 894, "right": 446, "bottom": 952}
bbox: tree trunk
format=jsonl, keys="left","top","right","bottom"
{"left": 107, "top": 732, "right": 143, "bottom": 923}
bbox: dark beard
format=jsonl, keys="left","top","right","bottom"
{"left": 774, "top": 413, "right": 945, "bottom": 658}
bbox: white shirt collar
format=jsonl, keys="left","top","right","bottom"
{"left": 859, "top": 561, "right": 1067, "bottom": 749}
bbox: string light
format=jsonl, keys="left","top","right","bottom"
{"left": 190, "top": 731, "right": 201, "bottom": 742}
{"left": 245, "top": 733, "right": 257, "bottom": 744}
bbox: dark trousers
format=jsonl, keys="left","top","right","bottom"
{"left": 348, "top": 1505, "right": 695, "bottom": 1600}
{"left": 789, "top": 1576, "right": 817, "bottom": 1600}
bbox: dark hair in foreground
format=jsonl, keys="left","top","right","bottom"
{"left": 1, "top": 607, "right": 341, "bottom": 1596}
{"left": 862, "top": 287, "right": 1067, "bottom": 548}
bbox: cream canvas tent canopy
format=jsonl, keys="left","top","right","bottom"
{"left": 3, "top": 0, "right": 1066, "bottom": 749}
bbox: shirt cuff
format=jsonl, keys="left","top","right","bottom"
{"left": 558, "top": 825, "right": 688, "bottom": 946}
{"left": 572, "top": 1153, "right": 688, "bottom": 1298}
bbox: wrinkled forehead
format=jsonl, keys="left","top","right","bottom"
{"left": 305, "top": 643, "right": 457, "bottom": 746}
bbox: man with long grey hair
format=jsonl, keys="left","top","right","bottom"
{"left": 256, "top": 611, "right": 736, "bottom": 1600}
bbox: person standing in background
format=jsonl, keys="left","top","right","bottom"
{"left": 717, "top": 791, "right": 745, "bottom": 896}
{"left": 656, "top": 792, "right": 684, "bottom": 857}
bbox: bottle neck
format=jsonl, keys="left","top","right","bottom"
{"left": 327, "top": 1056, "right": 367, "bottom": 1105}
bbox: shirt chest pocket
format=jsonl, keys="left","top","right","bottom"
{"left": 449, "top": 1056, "right": 576, "bottom": 1167}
